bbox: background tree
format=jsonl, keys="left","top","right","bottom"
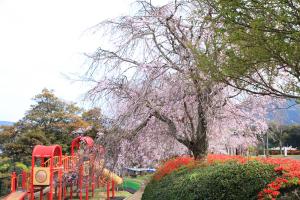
{"left": 284, "top": 125, "right": 300, "bottom": 149}
{"left": 20, "top": 88, "right": 89, "bottom": 152}
{"left": 269, "top": 123, "right": 288, "bottom": 153}
{"left": 206, "top": 0, "right": 300, "bottom": 99}
{"left": 0, "top": 157, "right": 11, "bottom": 178}
{"left": 81, "top": 107, "right": 103, "bottom": 138}
{"left": 0, "top": 126, "right": 16, "bottom": 152}
{"left": 3, "top": 129, "right": 50, "bottom": 164}
{"left": 268, "top": 107, "right": 288, "bottom": 154}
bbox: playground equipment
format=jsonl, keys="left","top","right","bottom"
{"left": 4, "top": 136, "right": 123, "bottom": 200}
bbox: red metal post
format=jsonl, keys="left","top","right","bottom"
{"left": 58, "top": 167, "right": 63, "bottom": 200}
{"left": 40, "top": 188, "right": 43, "bottom": 200}
{"left": 21, "top": 171, "right": 27, "bottom": 190}
{"left": 49, "top": 157, "right": 53, "bottom": 200}
{"left": 79, "top": 166, "right": 83, "bottom": 200}
{"left": 10, "top": 172, "right": 16, "bottom": 192}
{"left": 70, "top": 183, "right": 73, "bottom": 200}
{"left": 112, "top": 180, "right": 115, "bottom": 198}
{"left": 92, "top": 175, "right": 95, "bottom": 197}
{"left": 85, "top": 176, "right": 89, "bottom": 200}
{"left": 107, "top": 181, "right": 110, "bottom": 200}
{"left": 40, "top": 158, "right": 44, "bottom": 200}
{"left": 91, "top": 165, "right": 95, "bottom": 197}
{"left": 63, "top": 181, "right": 66, "bottom": 200}
{"left": 63, "top": 154, "right": 68, "bottom": 172}
{"left": 30, "top": 156, "right": 35, "bottom": 200}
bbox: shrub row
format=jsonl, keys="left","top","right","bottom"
{"left": 142, "top": 155, "right": 300, "bottom": 200}
{"left": 142, "top": 161, "right": 277, "bottom": 200}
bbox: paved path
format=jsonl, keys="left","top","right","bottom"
{"left": 125, "top": 183, "right": 146, "bottom": 200}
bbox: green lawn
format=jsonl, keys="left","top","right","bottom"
{"left": 71, "top": 175, "right": 151, "bottom": 200}
{"left": 72, "top": 188, "right": 132, "bottom": 200}
{"left": 124, "top": 174, "right": 152, "bottom": 184}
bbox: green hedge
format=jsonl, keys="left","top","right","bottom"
{"left": 142, "top": 161, "right": 278, "bottom": 200}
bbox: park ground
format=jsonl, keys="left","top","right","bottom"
{"left": 72, "top": 175, "right": 150, "bottom": 200}
{"left": 75, "top": 155, "right": 300, "bottom": 200}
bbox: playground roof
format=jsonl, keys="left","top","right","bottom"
{"left": 71, "top": 136, "right": 94, "bottom": 147}
{"left": 71, "top": 136, "right": 94, "bottom": 156}
{"left": 32, "top": 145, "right": 62, "bottom": 158}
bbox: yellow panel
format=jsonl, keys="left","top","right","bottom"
{"left": 33, "top": 167, "right": 50, "bottom": 186}
{"left": 83, "top": 161, "right": 90, "bottom": 176}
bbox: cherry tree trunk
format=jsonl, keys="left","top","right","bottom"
{"left": 190, "top": 136, "right": 208, "bottom": 160}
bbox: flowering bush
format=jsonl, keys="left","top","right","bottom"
{"left": 146, "top": 155, "right": 300, "bottom": 200}
{"left": 207, "top": 154, "right": 248, "bottom": 164}
{"left": 208, "top": 154, "right": 300, "bottom": 199}
{"left": 143, "top": 160, "right": 277, "bottom": 200}
{"left": 256, "top": 157, "right": 300, "bottom": 200}
{"left": 153, "top": 156, "right": 194, "bottom": 181}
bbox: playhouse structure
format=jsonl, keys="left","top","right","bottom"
{"left": 4, "top": 136, "right": 123, "bottom": 200}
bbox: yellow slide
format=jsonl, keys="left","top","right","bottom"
{"left": 95, "top": 160, "right": 123, "bottom": 184}
{"left": 102, "top": 168, "right": 123, "bottom": 184}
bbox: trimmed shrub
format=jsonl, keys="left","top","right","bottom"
{"left": 153, "top": 156, "right": 194, "bottom": 181}
{"left": 142, "top": 161, "right": 278, "bottom": 200}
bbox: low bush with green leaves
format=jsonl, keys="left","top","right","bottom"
{"left": 142, "top": 161, "right": 278, "bottom": 200}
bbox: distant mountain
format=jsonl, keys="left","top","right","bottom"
{"left": 268, "top": 100, "right": 300, "bottom": 125}
{"left": 0, "top": 121, "right": 14, "bottom": 126}
{"left": 284, "top": 106, "right": 300, "bottom": 124}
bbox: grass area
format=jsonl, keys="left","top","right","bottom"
{"left": 124, "top": 174, "right": 152, "bottom": 184}
{"left": 122, "top": 174, "right": 152, "bottom": 191}
{"left": 72, "top": 175, "right": 152, "bottom": 200}
{"left": 117, "top": 174, "right": 151, "bottom": 194}
{"left": 72, "top": 188, "right": 132, "bottom": 200}
{"left": 122, "top": 179, "right": 141, "bottom": 191}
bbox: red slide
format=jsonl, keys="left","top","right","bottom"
{"left": 3, "top": 191, "right": 27, "bottom": 200}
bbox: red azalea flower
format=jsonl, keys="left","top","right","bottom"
{"left": 271, "top": 190, "right": 280, "bottom": 197}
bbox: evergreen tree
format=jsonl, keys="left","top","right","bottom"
{"left": 81, "top": 107, "right": 103, "bottom": 138}
{"left": 19, "top": 88, "right": 88, "bottom": 152}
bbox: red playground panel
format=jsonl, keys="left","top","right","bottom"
{"left": 4, "top": 136, "right": 122, "bottom": 200}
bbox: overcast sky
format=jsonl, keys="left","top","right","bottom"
{"left": 0, "top": 0, "right": 138, "bottom": 122}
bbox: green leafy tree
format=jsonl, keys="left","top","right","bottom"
{"left": 0, "top": 126, "right": 16, "bottom": 178}
{"left": 206, "top": 0, "right": 300, "bottom": 99}
{"left": 0, "top": 126, "right": 17, "bottom": 148}
{"left": 20, "top": 88, "right": 88, "bottom": 152}
{"left": 81, "top": 107, "right": 103, "bottom": 138}
{"left": 283, "top": 125, "right": 300, "bottom": 149}
{"left": 268, "top": 123, "right": 288, "bottom": 155}
{"left": 267, "top": 125, "right": 300, "bottom": 150}
{"left": 3, "top": 129, "right": 50, "bottom": 164}
{"left": 0, "top": 157, "right": 11, "bottom": 178}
